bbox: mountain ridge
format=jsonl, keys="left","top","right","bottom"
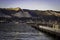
{"left": 0, "top": 8, "right": 60, "bottom": 23}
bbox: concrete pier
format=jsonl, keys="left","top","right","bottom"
{"left": 32, "top": 25, "right": 60, "bottom": 37}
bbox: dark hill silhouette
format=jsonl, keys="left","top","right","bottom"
{"left": 0, "top": 8, "right": 60, "bottom": 23}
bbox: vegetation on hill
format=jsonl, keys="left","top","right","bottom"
{"left": 0, "top": 8, "right": 60, "bottom": 24}
{"left": 5, "top": 7, "right": 21, "bottom": 11}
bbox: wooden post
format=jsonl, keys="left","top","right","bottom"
{"left": 53, "top": 24, "right": 55, "bottom": 29}
{"left": 55, "top": 24, "right": 59, "bottom": 30}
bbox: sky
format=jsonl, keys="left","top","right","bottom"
{"left": 0, "top": 0, "right": 60, "bottom": 11}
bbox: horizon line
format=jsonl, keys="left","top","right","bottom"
{"left": 0, "top": 7, "right": 60, "bottom": 11}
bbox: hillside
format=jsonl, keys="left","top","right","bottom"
{"left": 0, "top": 7, "right": 60, "bottom": 23}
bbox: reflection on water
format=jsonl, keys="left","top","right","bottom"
{"left": 0, "top": 23, "right": 58, "bottom": 40}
